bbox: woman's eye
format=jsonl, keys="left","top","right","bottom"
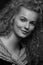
{"left": 20, "top": 18, "right": 26, "bottom": 22}
{"left": 30, "top": 21, "right": 36, "bottom": 25}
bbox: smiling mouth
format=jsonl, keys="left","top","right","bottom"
{"left": 21, "top": 30, "right": 29, "bottom": 34}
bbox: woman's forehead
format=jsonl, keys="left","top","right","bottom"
{"left": 17, "top": 7, "right": 39, "bottom": 21}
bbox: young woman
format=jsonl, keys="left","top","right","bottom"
{"left": 0, "top": 0, "right": 43, "bottom": 65}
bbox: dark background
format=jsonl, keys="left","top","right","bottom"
{"left": 0, "top": 0, "right": 10, "bottom": 10}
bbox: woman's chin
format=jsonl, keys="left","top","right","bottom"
{"left": 18, "top": 34, "right": 28, "bottom": 38}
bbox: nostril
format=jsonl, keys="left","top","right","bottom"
{"left": 24, "top": 27, "right": 29, "bottom": 30}
{"left": 25, "top": 24, "right": 29, "bottom": 30}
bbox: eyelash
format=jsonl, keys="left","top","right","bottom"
{"left": 20, "top": 18, "right": 27, "bottom": 22}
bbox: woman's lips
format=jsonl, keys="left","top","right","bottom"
{"left": 21, "top": 30, "right": 29, "bottom": 34}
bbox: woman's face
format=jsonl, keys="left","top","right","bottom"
{"left": 13, "top": 7, "right": 38, "bottom": 38}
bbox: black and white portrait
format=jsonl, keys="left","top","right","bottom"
{"left": 0, "top": 0, "right": 43, "bottom": 65}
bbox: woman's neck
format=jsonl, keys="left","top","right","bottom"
{"left": 0, "top": 32, "right": 21, "bottom": 54}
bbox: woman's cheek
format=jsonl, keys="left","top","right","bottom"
{"left": 30, "top": 25, "right": 35, "bottom": 31}
{"left": 15, "top": 20, "right": 25, "bottom": 27}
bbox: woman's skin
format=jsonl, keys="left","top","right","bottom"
{"left": 14, "top": 7, "right": 38, "bottom": 38}
{"left": 0, "top": 7, "right": 38, "bottom": 64}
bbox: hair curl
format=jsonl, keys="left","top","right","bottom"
{"left": 0, "top": 0, "right": 43, "bottom": 36}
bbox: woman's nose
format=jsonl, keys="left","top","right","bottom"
{"left": 25, "top": 22, "right": 30, "bottom": 30}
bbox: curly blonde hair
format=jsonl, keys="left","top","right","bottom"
{"left": 0, "top": 0, "right": 43, "bottom": 64}
{"left": 0, "top": 0, "right": 43, "bottom": 36}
